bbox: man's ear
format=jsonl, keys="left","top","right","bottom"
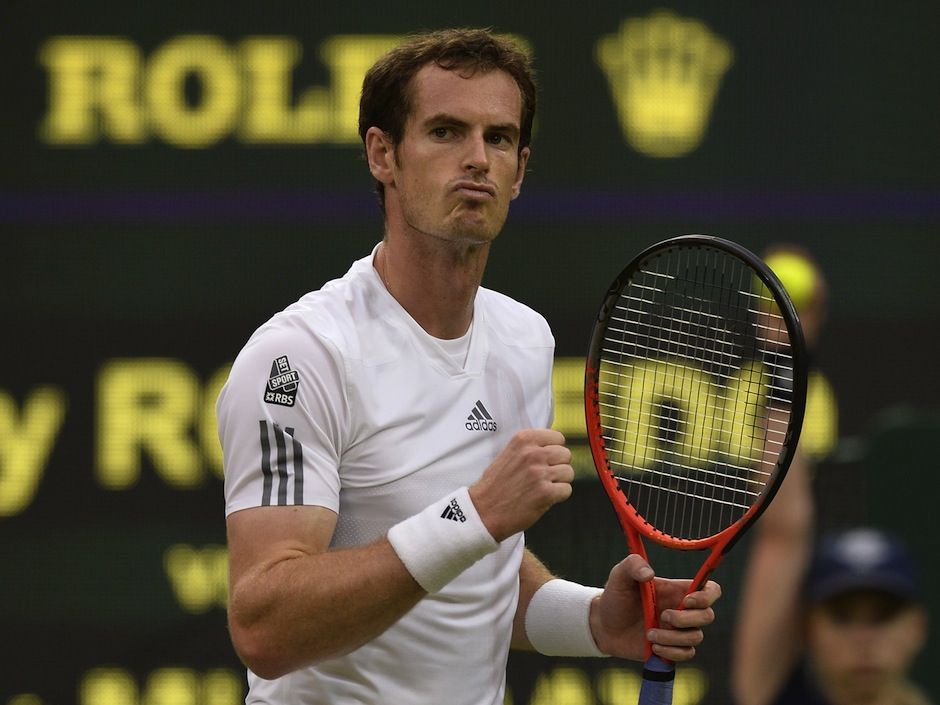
{"left": 511, "top": 146, "right": 530, "bottom": 200}
{"left": 365, "top": 126, "right": 396, "bottom": 185}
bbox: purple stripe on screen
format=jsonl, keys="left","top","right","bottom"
{"left": 513, "top": 189, "right": 940, "bottom": 222}
{"left": 0, "top": 189, "right": 937, "bottom": 224}
{"left": 0, "top": 191, "right": 374, "bottom": 224}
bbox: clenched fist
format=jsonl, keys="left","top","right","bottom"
{"left": 469, "top": 429, "right": 574, "bottom": 542}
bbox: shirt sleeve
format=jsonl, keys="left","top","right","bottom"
{"left": 217, "top": 320, "right": 349, "bottom": 516}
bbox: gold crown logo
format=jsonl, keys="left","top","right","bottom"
{"left": 595, "top": 10, "right": 733, "bottom": 158}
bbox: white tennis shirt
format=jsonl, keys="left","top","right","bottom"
{"left": 218, "top": 247, "right": 555, "bottom": 704}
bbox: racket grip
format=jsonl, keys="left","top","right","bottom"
{"left": 637, "top": 655, "right": 675, "bottom": 705}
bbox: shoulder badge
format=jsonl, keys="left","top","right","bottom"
{"left": 264, "top": 355, "right": 300, "bottom": 407}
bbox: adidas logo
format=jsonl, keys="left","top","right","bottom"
{"left": 465, "top": 400, "right": 498, "bottom": 432}
{"left": 441, "top": 498, "right": 467, "bottom": 523}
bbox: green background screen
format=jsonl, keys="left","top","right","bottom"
{"left": 2, "top": 2, "right": 938, "bottom": 703}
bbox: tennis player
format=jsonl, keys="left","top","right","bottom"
{"left": 218, "top": 28, "right": 720, "bottom": 704}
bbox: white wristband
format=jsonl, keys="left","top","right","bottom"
{"left": 525, "top": 579, "right": 607, "bottom": 657}
{"left": 387, "top": 486, "right": 499, "bottom": 593}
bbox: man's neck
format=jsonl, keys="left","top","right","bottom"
{"left": 374, "top": 236, "right": 490, "bottom": 340}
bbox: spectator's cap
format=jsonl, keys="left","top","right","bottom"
{"left": 806, "top": 528, "right": 920, "bottom": 604}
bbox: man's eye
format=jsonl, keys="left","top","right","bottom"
{"left": 432, "top": 127, "right": 450, "bottom": 138}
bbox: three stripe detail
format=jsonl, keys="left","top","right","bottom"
{"left": 259, "top": 420, "right": 304, "bottom": 506}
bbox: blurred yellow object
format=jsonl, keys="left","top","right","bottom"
{"left": 803, "top": 369, "right": 838, "bottom": 461}
{"left": 764, "top": 252, "right": 819, "bottom": 311}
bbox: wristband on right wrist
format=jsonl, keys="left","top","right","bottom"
{"left": 387, "top": 486, "right": 499, "bottom": 594}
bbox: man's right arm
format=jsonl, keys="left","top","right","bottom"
{"left": 226, "top": 427, "right": 576, "bottom": 680}
{"left": 226, "top": 504, "right": 425, "bottom": 679}
{"left": 221, "top": 325, "right": 424, "bottom": 678}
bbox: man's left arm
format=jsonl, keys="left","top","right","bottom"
{"left": 511, "top": 549, "right": 556, "bottom": 650}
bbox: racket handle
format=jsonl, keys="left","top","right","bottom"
{"left": 637, "top": 655, "right": 675, "bottom": 705}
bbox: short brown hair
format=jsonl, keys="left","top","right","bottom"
{"left": 359, "top": 28, "right": 537, "bottom": 212}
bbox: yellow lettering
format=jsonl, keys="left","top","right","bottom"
{"left": 238, "top": 37, "right": 331, "bottom": 142}
{"left": 551, "top": 357, "right": 586, "bottom": 438}
{"left": 318, "top": 35, "right": 403, "bottom": 142}
{"left": 80, "top": 668, "right": 139, "bottom": 705}
{"left": 96, "top": 359, "right": 202, "bottom": 489}
{"left": 600, "top": 358, "right": 715, "bottom": 472}
{"left": 672, "top": 667, "right": 707, "bottom": 705}
{"left": 40, "top": 33, "right": 535, "bottom": 147}
{"left": 720, "top": 360, "right": 767, "bottom": 463}
{"left": 596, "top": 666, "right": 641, "bottom": 704}
{"left": 146, "top": 36, "right": 240, "bottom": 148}
{"left": 596, "top": 666, "right": 706, "bottom": 705}
{"left": 529, "top": 667, "right": 593, "bottom": 705}
{"left": 0, "top": 387, "right": 66, "bottom": 517}
{"left": 7, "top": 695, "right": 44, "bottom": 705}
{"left": 39, "top": 37, "right": 145, "bottom": 144}
{"left": 201, "top": 364, "right": 231, "bottom": 479}
{"left": 143, "top": 668, "right": 198, "bottom": 705}
{"left": 202, "top": 670, "right": 244, "bottom": 705}
{"left": 79, "top": 668, "right": 244, "bottom": 705}
{"left": 164, "top": 544, "right": 228, "bottom": 613}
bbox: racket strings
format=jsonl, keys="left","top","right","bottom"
{"left": 598, "top": 401, "right": 778, "bottom": 477}
{"left": 597, "top": 377, "right": 788, "bottom": 449}
{"left": 598, "top": 246, "right": 795, "bottom": 541}
{"left": 598, "top": 366, "right": 769, "bottom": 417}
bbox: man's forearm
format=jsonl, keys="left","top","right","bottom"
{"left": 229, "top": 538, "right": 425, "bottom": 679}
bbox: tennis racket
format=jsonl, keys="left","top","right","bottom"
{"left": 583, "top": 234, "right": 807, "bottom": 705}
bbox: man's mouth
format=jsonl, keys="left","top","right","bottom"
{"left": 453, "top": 181, "right": 496, "bottom": 199}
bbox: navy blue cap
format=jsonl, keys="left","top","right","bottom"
{"left": 805, "top": 528, "right": 921, "bottom": 604}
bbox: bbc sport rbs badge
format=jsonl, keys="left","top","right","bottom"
{"left": 264, "top": 355, "right": 300, "bottom": 407}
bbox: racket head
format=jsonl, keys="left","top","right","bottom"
{"left": 585, "top": 234, "right": 808, "bottom": 552}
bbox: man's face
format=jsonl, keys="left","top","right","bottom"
{"left": 807, "top": 590, "right": 926, "bottom": 701}
{"left": 385, "top": 63, "right": 529, "bottom": 245}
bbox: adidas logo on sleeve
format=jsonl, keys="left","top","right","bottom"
{"left": 465, "top": 400, "right": 497, "bottom": 432}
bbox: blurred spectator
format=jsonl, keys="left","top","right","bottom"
{"left": 730, "top": 246, "right": 932, "bottom": 705}
{"left": 733, "top": 521, "right": 930, "bottom": 704}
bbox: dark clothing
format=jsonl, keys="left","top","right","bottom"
{"left": 768, "top": 662, "right": 829, "bottom": 705}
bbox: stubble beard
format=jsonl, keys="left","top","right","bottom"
{"left": 400, "top": 197, "right": 507, "bottom": 251}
